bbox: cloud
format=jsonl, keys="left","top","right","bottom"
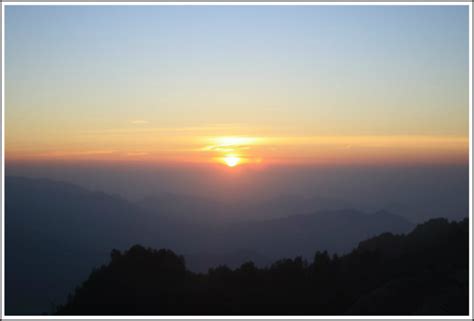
{"left": 126, "top": 152, "right": 149, "bottom": 157}
{"left": 131, "top": 120, "right": 149, "bottom": 125}
{"left": 35, "top": 150, "right": 118, "bottom": 158}
{"left": 202, "top": 144, "right": 252, "bottom": 153}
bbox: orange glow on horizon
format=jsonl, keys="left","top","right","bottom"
{"left": 4, "top": 134, "right": 469, "bottom": 167}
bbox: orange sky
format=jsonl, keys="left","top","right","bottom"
{"left": 6, "top": 131, "right": 469, "bottom": 167}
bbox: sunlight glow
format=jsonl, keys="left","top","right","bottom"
{"left": 223, "top": 155, "right": 240, "bottom": 167}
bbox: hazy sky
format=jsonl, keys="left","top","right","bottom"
{"left": 5, "top": 5, "right": 470, "bottom": 166}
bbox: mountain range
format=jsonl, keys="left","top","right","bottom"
{"left": 6, "top": 176, "right": 418, "bottom": 314}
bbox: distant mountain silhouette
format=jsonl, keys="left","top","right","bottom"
{"left": 138, "top": 193, "right": 227, "bottom": 224}
{"left": 218, "top": 209, "right": 414, "bottom": 259}
{"left": 137, "top": 192, "right": 354, "bottom": 223}
{"left": 236, "top": 193, "right": 355, "bottom": 220}
{"left": 6, "top": 176, "right": 156, "bottom": 248}
{"left": 6, "top": 176, "right": 417, "bottom": 314}
{"left": 55, "top": 218, "right": 468, "bottom": 315}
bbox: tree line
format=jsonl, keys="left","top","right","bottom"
{"left": 55, "top": 217, "right": 469, "bottom": 315}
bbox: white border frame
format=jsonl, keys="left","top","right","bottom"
{"left": 1, "top": 1, "right": 472, "bottom": 320}
{"left": 0, "top": 1, "right": 473, "bottom": 5}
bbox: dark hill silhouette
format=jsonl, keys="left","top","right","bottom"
{"left": 5, "top": 176, "right": 166, "bottom": 315}
{"left": 56, "top": 218, "right": 468, "bottom": 315}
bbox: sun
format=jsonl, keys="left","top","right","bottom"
{"left": 223, "top": 155, "right": 240, "bottom": 167}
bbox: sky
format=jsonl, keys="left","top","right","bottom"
{"left": 5, "top": 5, "right": 470, "bottom": 167}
